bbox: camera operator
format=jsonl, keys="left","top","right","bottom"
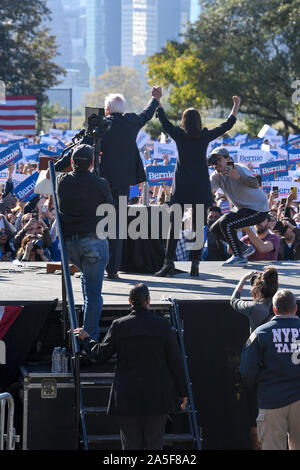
{"left": 17, "top": 233, "right": 50, "bottom": 262}
{"left": 13, "top": 211, "right": 52, "bottom": 251}
{"left": 208, "top": 147, "right": 270, "bottom": 266}
{"left": 57, "top": 144, "right": 113, "bottom": 341}
{"left": 276, "top": 217, "right": 300, "bottom": 260}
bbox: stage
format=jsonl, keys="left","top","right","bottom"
{"left": 2, "top": 259, "right": 300, "bottom": 450}
{"left": 0, "top": 260, "right": 300, "bottom": 307}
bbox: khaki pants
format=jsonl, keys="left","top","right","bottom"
{"left": 257, "top": 400, "right": 300, "bottom": 450}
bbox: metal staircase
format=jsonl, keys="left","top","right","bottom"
{"left": 49, "top": 160, "right": 202, "bottom": 451}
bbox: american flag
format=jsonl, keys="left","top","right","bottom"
{"left": 0, "top": 95, "right": 36, "bottom": 136}
{"left": 0, "top": 306, "right": 23, "bottom": 340}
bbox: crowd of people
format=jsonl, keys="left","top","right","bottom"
{"left": 0, "top": 163, "right": 58, "bottom": 263}
{"left": 1, "top": 84, "right": 300, "bottom": 452}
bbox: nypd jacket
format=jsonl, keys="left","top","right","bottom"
{"left": 240, "top": 315, "right": 300, "bottom": 409}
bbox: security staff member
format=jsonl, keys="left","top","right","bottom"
{"left": 74, "top": 283, "right": 188, "bottom": 450}
{"left": 240, "top": 289, "right": 300, "bottom": 450}
{"left": 57, "top": 144, "right": 113, "bottom": 341}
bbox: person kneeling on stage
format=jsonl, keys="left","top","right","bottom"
{"left": 74, "top": 283, "right": 188, "bottom": 451}
{"left": 57, "top": 144, "right": 113, "bottom": 341}
{"left": 208, "top": 147, "right": 270, "bottom": 266}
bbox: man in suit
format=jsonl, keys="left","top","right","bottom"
{"left": 74, "top": 283, "right": 188, "bottom": 450}
{"left": 52, "top": 87, "right": 162, "bottom": 279}
{"left": 100, "top": 88, "right": 162, "bottom": 279}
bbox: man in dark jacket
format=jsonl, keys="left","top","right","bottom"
{"left": 57, "top": 144, "right": 113, "bottom": 341}
{"left": 53, "top": 87, "right": 161, "bottom": 279}
{"left": 240, "top": 289, "right": 300, "bottom": 450}
{"left": 100, "top": 89, "right": 161, "bottom": 278}
{"left": 74, "top": 283, "right": 188, "bottom": 450}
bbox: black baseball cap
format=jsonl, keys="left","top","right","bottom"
{"left": 72, "top": 144, "right": 94, "bottom": 168}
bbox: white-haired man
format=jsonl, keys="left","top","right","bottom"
{"left": 99, "top": 87, "right": 162, "bottom": 279}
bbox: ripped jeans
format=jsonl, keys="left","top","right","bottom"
{"left": 66, "top": 236, "right": 109, "bottom": 341}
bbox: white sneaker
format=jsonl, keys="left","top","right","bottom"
{"left": 222, "top": 255, "right": 248, "bottom": 266}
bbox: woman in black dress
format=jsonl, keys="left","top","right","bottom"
{"left": 154, "top": 95, "right": 241, "bottom": 277}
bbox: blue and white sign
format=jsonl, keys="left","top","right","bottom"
{"left": 240, "top": 138, "right": 263, "bottom": 149}
{"left": 146, "top": 164, "right": 175, "bottom": 186}
{"left": 238, "top": 149, "right": 267, "bottom": 165}
{"left": 260, "top": 160, "right": 289, "bottom": 181}
{"left": 153, "top": 142, "right": 178, "bottom": 160}
{"left": 14, "top": 172, "right": 39, "bottom": 202}
{"left": 0, "top": 143, "right": 23, "bottom": 171}
{"left": 288, "top": 148, "right": 300, "bottom": 164}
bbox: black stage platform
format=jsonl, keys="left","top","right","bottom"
{"left": 1, "top": 260, "right": 300, "bottom": 450}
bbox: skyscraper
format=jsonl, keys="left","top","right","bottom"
{"left": 86, "top": 0, "right": 121, "bottom": 81}
{"left": 121, "top": 0, "right": 158, "bottom": 78}
{"left": 157, "top": 0, "right": 191, "bottom": 50}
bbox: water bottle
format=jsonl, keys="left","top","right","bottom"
{"left": 142, "top": 182, "right": 149, "bottom": 206}
{"left": 51, "top": 346, "right": 62, "bottom": 373}
{"left": 61, "top": 347, "right": 68, "bottom": 373}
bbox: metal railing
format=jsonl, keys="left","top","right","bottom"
{"left": 0, "top": 393, "right": 20, "bottom": 450}
{"left": 166, "top": 297, "right": 202, "bottom": 450}
{"left": 48, "top": 160, "right": 88, "bottom": 449}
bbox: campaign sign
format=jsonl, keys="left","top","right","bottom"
{"left": 260, "top": 160, "right": 288, "bottom": 181}
{"left": 240, "top": 138, "right": 263, "bottom": 149}
{"left": 288, "top": 134, "right": 300, "bottom": 145}
{"left": 14, "top": 172, "right": 39, "bottom": 202}
{"left": 262, "top": 180, "right": 300, "bottom": 201}
{"left": 129, "top": 185, "right": 141, "bottom": 198}
{"left": 0, "top": 143, "right": 23, "bottom": 171}
{"left": 49, "top": 128, "right": 63, "bottom": 139}
{"left": 0, "top": 170, "right": 27, "bottom": 188}
{"left": 146, "top": 164, "right": 175, "bottom": 186}
{"left": 238, "top": 149, "right": 267, "bottom": 166}
{"left": 288, "top": 149, "right": 300, "bottom": 164}
{"left": 136, "top": 130, "right": 150, "bottom": 150}
{"left": 234, "top": 133, "right": 248, "bottom": 145}
{"left": 38, "top": 149, "right": 60, "bottom": 159}
{"left": 153, "top": 142, "right": 178, "bottom": 160}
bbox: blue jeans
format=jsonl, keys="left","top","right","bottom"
{"left": 66, "top": 237, "right": 109, "bottom": 341}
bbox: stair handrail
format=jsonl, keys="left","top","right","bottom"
{"left": 166, "top": 297, "right": 202, "bottom": 450}
{"left": 48, "top": 160, "right": 88, "bottom": 449}
{"left": 0, "top": 393, "right": 20, "bottom": 450}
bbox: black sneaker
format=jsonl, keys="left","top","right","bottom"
{"left": 106, "top": 272, "right": 119, "bottom": 280}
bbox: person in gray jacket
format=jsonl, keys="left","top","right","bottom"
{"left": 209, "top": 147, "right": 269, "bottom": 266}
{"left": 240, "top": 289, "right": 300, "bottom": 450}
{"left": 231, "top": 265, "right": 279, "bottom": 333}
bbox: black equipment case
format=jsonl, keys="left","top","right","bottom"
{"left": 19, "top": 364, "right": 77, "bottom": 450}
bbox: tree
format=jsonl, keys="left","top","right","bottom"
{"left": 84, "top": 66, "right": 152, "bottom": 113}
{"left": 146, "top": 0, "right": 300, "bottom": 136}
{"left": 0, "top": 0, "right": 65, "bottom": 98}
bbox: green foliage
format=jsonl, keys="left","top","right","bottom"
{"left": 0, "top": 0, "right": 65, "bottom": 98}
{"left": 146, "top": 0, "right": 300, "bottom": 134}
{"left": 84, "top": 66, "right": 152, "bottom": 113}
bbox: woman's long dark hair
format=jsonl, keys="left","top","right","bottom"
{"left": 251, "top": 266, "right": 279, "bottom": 301}
{"left": 181, "top": 108, "right": 202, "bottom": 138}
